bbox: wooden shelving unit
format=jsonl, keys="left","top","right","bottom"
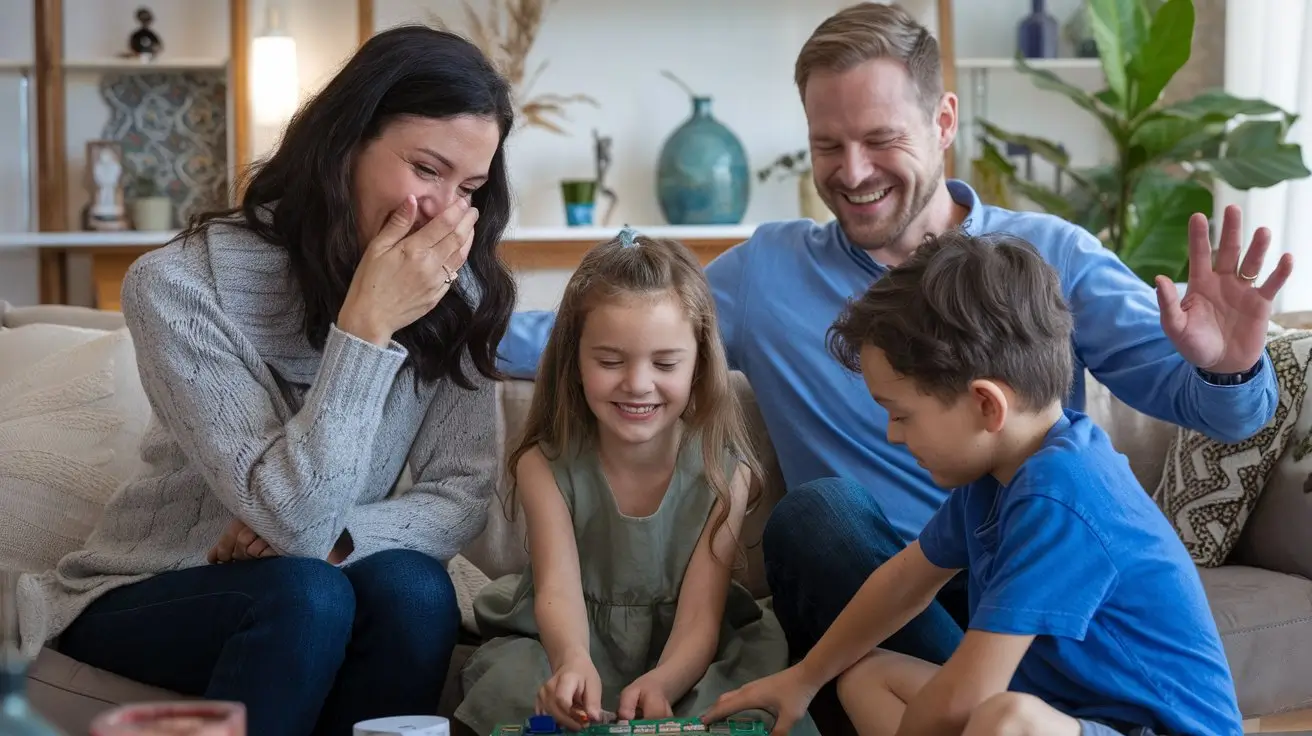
{"left": 7, "top": 0, "right": 252, "bottom": 305}
{"left": 9, "top": 0, "right": 964, "bottom": 309}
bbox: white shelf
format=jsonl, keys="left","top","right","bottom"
{"left": 503, "top": 225, "right": 757, "bottom": 242}
{"left": 0, "top": 60, "right": 32, "bottom": 72}
{"left": 0, "top": 225, "right": 758, "bottom": 251}
{"left": 63, "top": 58, "right": 228, "bottom": 72}
{"left": 0, "top": 231, "right": 181, "bottom": 249}
{"left": 958, "top": 57, "right": 1102, "bottom": 71}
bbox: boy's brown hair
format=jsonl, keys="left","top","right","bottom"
{"left": 506, "top": 232, "right": 763, "bottom": 568}
{"left": 828, "top": 229, "right": 1074, "bottom": 411}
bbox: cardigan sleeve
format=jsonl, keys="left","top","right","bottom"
{"left": 120, "top": 250, "right": 407, "bottom": 559}
{"left": 339, "top": 362, "right": 499, "bottom": 562}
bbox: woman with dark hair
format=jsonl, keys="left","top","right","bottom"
{"left": 17, "top": 25, "right": 516, "bottom": 734}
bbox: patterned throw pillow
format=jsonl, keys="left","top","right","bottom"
{"left": 1152, "top": 330, "right": 1312, "bottom": 567}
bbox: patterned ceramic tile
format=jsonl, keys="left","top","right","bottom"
{"left": 99, "top": 70, "right": 228, "bottom": 228}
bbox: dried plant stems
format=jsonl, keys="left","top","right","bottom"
{"left": 431, "top": 0, "right": 597, "bottom": 135}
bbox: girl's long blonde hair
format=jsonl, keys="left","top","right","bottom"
{"left": 505, "top": 232, "right": 763, "bottom": 568}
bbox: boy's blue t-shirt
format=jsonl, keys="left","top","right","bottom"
{"left": 918, "top": 409, "right": 1242, "bottom": 735}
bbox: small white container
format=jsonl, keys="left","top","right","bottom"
{"left": 354, "top": 715, "right": 451, "bottom": 736}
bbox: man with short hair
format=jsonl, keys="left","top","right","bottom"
{"left": 496, "top": 1, "right": 1291, "bottom": 666}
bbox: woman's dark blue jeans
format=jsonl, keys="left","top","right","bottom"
{"left": 56, "top": 549, "right": 461, "bottom": 736}
{"left": 763, "top": 477, "right": 969, "bottom": 665}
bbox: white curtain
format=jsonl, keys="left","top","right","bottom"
{"left": 1221, "top": 0, "right": 1312, "bottom": 313}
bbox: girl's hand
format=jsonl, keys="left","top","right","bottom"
{"left": 337, "top": 194, "right": 479, "bottom": 347}
{"left": 617, "top": 670, "right": 675, "bottom": 721}
{"left": 207, "top": 519, "right": 277, "bottom": 563}
{"left": 536, "top": 653, "right": 603, "bottom": 731}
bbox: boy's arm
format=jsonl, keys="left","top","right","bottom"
{"left": 646, "top": 463, "right": 751, "bottom": 702}
{"left": 1063, "top": 227, "right": 1276, "bottom": 443}
{"left": 796, "top": 541, "right": 960, "bottom": 689}
{"left": 517, "top": 447, "right": 592, "bottom": 672}
{"left": 701, "top": 492, "right": 968, "bottom": 730}
{"left": 796, "top": 482, "right": 970, "bottom": 689}
{"left": 900, "top": 490, "right": 1119, "bottom": 734}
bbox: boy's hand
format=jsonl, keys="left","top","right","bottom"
{"left": 537, "top": 654, "right": 603, "bottom": 731}
{"left": 617, "top": 670, "right": 675, "bottom": 721}
{"left": 701, "top": 665, "right": 818, "bottom": 734}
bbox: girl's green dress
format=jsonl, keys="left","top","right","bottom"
{"left": 455, "top": 438, "right": 819, "bottom": 736}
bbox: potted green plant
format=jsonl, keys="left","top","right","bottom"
{"left": 971, "top": 0, "right": 1309, "bottom": 285}
{"left": 757, "top": 149, "right": 834, "bottom": 223}
{"left": 129, "top": 174, "right": 172, "bottom": 231}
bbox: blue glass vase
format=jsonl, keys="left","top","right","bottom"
{"left": 1017, "top": 0, "right": 1059, "bottom": 58}
{"left": 656, "top": 96, "right": 750, "bottom": 225}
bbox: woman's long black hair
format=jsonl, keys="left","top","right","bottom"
{"left": 185, "top": 24, "right": 517, "bottom": 389}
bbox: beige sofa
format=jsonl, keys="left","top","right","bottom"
{"left": 3, "top": 300, "right": 1311, "bottom": 735}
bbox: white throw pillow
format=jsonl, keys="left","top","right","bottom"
{"left": 0, "top": 327, "right": 151, "bottom": 572}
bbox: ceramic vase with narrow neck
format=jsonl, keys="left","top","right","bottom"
{"left": 656, "top": 96, "right": 750, "bottom": 225}
{"left": 1018, "top": 0, "right": 1059, "bottom": 58}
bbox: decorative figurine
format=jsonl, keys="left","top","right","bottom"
{"left": 85, "top": 141, "right": 129, "bottom": 231}
{"left": 592, "top": 129, "right": 618, "bottom": 227}
{"left": 128, "top": 7, "right": 163, "bottom": 60}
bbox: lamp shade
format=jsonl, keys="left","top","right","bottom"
{"left": 251, "top": 34, "right": 299, "bottom": 125}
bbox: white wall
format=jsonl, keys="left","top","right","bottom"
{"left": 377, "top": 0, "right": 859, "bottom": 231}
{"left": 0, "top": 0, "right": 1128, "bottom": 308}
{"left": 1221, "top": 0, "right": 1312, "bottom": 313}
{"left": 0, "top": 0, "right": 36, "bottom": 305}
{"left": 247, "top": 0, "right": 360, "bottom": 159}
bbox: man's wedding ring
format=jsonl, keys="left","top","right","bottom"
{"left": 442, "top": 265, "right": 459, "bottom": 285}
{"left": 1238, "top": 269, "right": 1259, "bottom": 282}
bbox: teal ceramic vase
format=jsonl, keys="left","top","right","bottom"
{"left": 656, "top": 96, "right": 750, "bottom": 225}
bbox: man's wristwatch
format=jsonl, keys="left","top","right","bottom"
{"left": 1197, "top": 359, "right": 1264, "bottom": 386}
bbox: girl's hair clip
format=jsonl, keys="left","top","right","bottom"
{"left": 617, "top": 225, "right": 639, "bottom": 248}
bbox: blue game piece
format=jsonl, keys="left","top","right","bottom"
{"left": 528, "top": 715, "right": 560, "bottom": 734}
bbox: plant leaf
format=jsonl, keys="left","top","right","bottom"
{"left": 1010, "top": 178, "right": 1075, "bottom": 221}
{"left": 1088, "top": 0, "right": 1150, "bottom": 109}
{"left": 977, "top": 120, "right": 1071, "bottom": 167}
{"left": 1129, "top": 0, "right": 1194, "bottom": 117}
{"left": 970, "top": 138, "right": 1018, "bottom": 209}
{"left": 1065, "top": 164, "right": 1119, "bottom": 239}
{"left": 1157, "top": 89, "right": 1290, "bottom": 122}
{"left": 1130, "top": 114, "right": 1224, "bottom": 162}
{"left": 1202, "top": 120, "right": 1312, "bottom": 189}
{"left": 1120, "top": 171, "right": 1212, "bottom": 284}
{"left": 1015, "top": 57, "right": 1124, "bottom": 141}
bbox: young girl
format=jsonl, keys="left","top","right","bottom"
{"left": 456, "top": 229, "right": 818, "bottom": 736}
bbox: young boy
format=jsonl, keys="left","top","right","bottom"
{"left": 701, "top": 231, "right": 1243, "bottom": 736}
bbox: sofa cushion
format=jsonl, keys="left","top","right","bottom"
{"left": 1152, "top": 330, "right": 1312, "bottom": 567}
{"left": 1231, "top": 424, "right": 1312, "bottom": 581}
{"left": 1199, "top": 565, "right": 1312, "bottom": 717}
{"left": 26, "top": 647, "right": 184, "bottom": 733}
{"left": 0, "top": 300, "right": 127, "bottom": 332}
{"left": 0, "top": 326, "right": 152, "bottom": 572}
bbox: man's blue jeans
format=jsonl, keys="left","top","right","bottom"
{"left": 56, "top": 549, "right": 461, "bottom": 736}
{"left": 763, "top": 477, "right": 968, "bottom": 665}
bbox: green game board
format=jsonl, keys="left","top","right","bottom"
{"left": 492, "top": 715, "right": 769, "bottom": 736}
